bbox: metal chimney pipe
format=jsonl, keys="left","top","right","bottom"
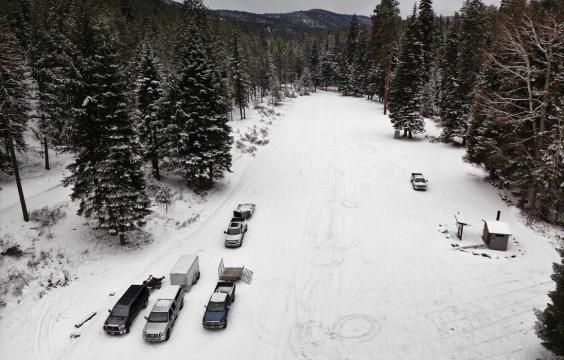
{"left": 496, "top": 211, "right": 501, "bottom": 221}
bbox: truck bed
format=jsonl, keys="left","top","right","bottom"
{"left": 220, "top": 267, "right": 243, "bottom": 281}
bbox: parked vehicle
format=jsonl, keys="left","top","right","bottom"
{"left": 143, "top": 285, "right": 184, "bottom": 342}
{"left": 411, "top": 173, "right": 428, "bottom": 190}
{"left": 233, "top": 203, "right": 256, "bottom": 219}
{"left": 103, "top": 284, "right": 149, "bottom": 335}
{"left": 224, "top": 217, "right": 247, "bottom": 248}
{"left": 170, "top": 254, "right": 200, "bottom": 291}
{"left": 202, "top": 282, "right": 236, "bottom": 329}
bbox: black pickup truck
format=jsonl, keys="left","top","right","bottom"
{"left": 104, "top": 284, "right": 149, "bottom": 335}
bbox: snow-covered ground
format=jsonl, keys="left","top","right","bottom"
{"left": 0, "top": 91, "right": 561, "bottom": 359}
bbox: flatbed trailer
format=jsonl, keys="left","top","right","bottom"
{"left": 218, "top": 258, "right": 253, "bottom": 284}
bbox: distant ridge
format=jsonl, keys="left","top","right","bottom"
{"left": 213, "top": 8, "right": 371, "bottom": 33}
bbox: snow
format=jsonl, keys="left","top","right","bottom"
{"left": 485, "top": 220, "right": 512, "bottom": 236}
{"left": 0, "top": 91, "right": 561, "bottom": 360}
{"left": 210, "top": 292, "right": 227, "bottom": 302}
{"left": 170, "top": 254, "right": 198, "bottom": 275}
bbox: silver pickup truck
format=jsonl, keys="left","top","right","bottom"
{"left": 411, "top": 173, "right": 428, "bottom": 191}
{"left": 224, "top": 217, "right": 247, "bottom": 248}
{"left": 143, "top": 285, "right": 184, "bottom": 342}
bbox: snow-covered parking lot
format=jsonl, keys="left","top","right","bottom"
{"left": 0, "top": 91, "right": 560, "bottom": 359}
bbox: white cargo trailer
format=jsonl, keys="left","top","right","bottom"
{"left": 170, "top": 254, "right": 200, "bottom": 291}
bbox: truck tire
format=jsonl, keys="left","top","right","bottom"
{"left": 143, "top": 298, "right": 148, "bottom": 308}
{"left": 223, "top": 321, "right": 228, "bottom": 329}
{"left": 180, "top": 299, "right": 184, "bottom": 310}
{"left": 166, "top": 329, "right": 170, "bottom": 340}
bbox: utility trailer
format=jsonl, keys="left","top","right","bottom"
{"left": 233, "top": 204, "right": 256, "bottom": 219}
{"left": 218, "top": 258, "right": 253, "bottom": 284}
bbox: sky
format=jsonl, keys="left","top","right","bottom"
{"left": 201, "top": 0, "right": 501, "bottom": 17}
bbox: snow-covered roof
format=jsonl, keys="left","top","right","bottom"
{"left": 152, "top": 299, "right": 173, "bottom": 313}
{"left": 158, "top": 285, "right": 182, "bottom": 301}
{"left": 171, "top": 254, "right": 198, "bottom": 274}
{"left": 210, "top": 292, "right": 227, "bottom": 302}
{"left": 485, "top": 221, "right": 512, "bottom": 235}
{"left": 237, "top": 204, "right": 254, "bottom": 211}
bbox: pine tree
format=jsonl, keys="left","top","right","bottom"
{"left": 0, "top": 15, "right": 29, "bottom": 222}
{"left": 297, "top": 66, "right": 314, "bottom": 95}
{"left": 320, "top": 36, "right": 338, "bottom": 90}
{"left": 64, "top": 21, "right": 150, "bottom": 244}
{"left": 230, "top": 36, "right": 251, "bottom": 119}
{"left": 440, "top": 14, "right": 464, "bottom": 142}
{"left": 0, "top": 15, "right": 28, "bottom": 173}
{"left": 168, "top": 14, "right": 232, "bottom": 188}
{"left": 135, "top": 43, "right": 164, "bottom": 180}
{"left": 418, "top": 0, "right": 436, "bottom": 80}
{"left": 456, "top": 0, "right": 489, "bottom": 145}
{"left": 258, "top": 32, "right": 275, "bottom": 101}
{"left": 365, "top": 63, "right": 383, "bottom": 100}
{"left": 370, "top": 0, "right": 402, "bottom": 113}
{"left": 346, "top": 15, "right": 360, "bottom": 65}
{"left": 389, "top": 8, "right": 425, "bottom": 138}
{"left": 535, "top": 247, "right": 564, "bottom": 356}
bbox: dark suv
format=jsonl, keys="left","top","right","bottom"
{"left": 104, "top": 284, "right": 150, "bottom": 335}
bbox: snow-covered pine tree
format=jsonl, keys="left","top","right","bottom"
{"left": 0, "top": 14, "right": 29, "bottom": 222}
{"left": 439, "top": 14, "right": 464, "bottom": 142}
{"left": 64, "top": 20, "right": 150, "bottom": 245}
{"left": 346, "top": 15, "right": 360, "bottom": 65}
{"left": 169, "top": 13, "right": 232, "bottom": 188}
{"left": 370, "top": 0, "right": 402, "bottom": 113}
{"left": 0, "top": 15, "right": 28, "bottom": 173}
{"left": 29, "top": 1, "right": 79, "bottom": 169}
{"left": 258, "top": 32, "right": 275, "bottom": 101}
{"left": 455, "top": 0, "right": 489, "bottom": 145}
{"left": 365, "top": 62, "right": 383, "bottom": 100}
{"left": 535, "top": 247, "right": 564, "bottom": 356}
{"left": 230, "top": 36, "right": 251, "bottom": 119}
{"left": 417, "top": 0, "right": 436, "bottom": 81}
{"left": 297, "top": 66, "right": 314, "bottom": 95}
{"left": 389, "top": 7, "right": 425, "bottom": 138}
{"left": 320, "top": 35, "right": 338, "bottom": 90}
{"left": 135, "top": 43, "right": 165, "bottom": 180}
{"left": 309, "top": 40, "right": 322, "bottom": 92}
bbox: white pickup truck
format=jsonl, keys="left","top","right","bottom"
{"left": 224, "top": 217, "right": 247, "bottom": 248}
{"left": 411, "top": 173, "right": 428, "bottom": 191}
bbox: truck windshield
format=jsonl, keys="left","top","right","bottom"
{"left": 227, "top": 228, "right": 240, "bottom": 235}
{"left": 148, "top": 312, "right": 168, "bottom": 322}
{"left": 111, "top": 306, "right": 129, "bottom": 317}
{"left": 207, "top": 302, "right": 225, "bottom": 312}
{"left": 415, "top": 178, "right": 425, "bottom": 183}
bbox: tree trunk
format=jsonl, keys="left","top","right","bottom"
{"left": 43, "top": 135, "right": 50, "bottom": 170}
{"left": 403, "top": 129, "right": 408, "bottom": 137}
{"left": 383, "top": 53, "right": 393, "bottom": 115}
{"left": 151, "top": 130, "right": 160, "bottom": 180}
{"left": 120, "top": 233, "right": 126, "bottom": 245}
{"left": 408, "top": 130, "right": 413, "bottom": 139}
{"left": 41, "top": 115, "right": 50, "bottom": 170}
{"left": 7, "top": 130, "right": 29, "bottom": 222}
{"left": 240, "top": 105, "right": 243, "bottom": 120}
{"left": 208, "top": 166, "right": 214, "bottom": 188}
{"left": 152, "top": 152, "right": 160, "bottom": 181}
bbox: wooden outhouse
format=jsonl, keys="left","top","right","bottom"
{"left": 482, "top": 220, "right": 511, "bottom": 251}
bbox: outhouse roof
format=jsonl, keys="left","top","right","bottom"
{"left": 485, "top": 221, "right": 512, "bottom": 235}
